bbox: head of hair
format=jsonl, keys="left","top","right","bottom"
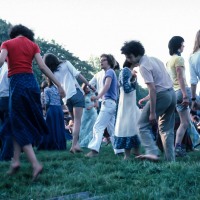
{"left": 193, "top": 30, "right": 200, "bottom": 54}
{"left": 168, "top": 36, "right": 184, "bottom": 56}
{"left": 121, "top": 40, "right": 145, "bottom": 57}
{"left": 122, "top": 60, "right": 132, "bottom": 68}
{"left": 43, "top": 53, "right": 62, "bottom": 73}
{"left": 100, "top": 54, "right": 114, "bottom": 68}
{"left": 9, "top": 24, "right": 35, "bottom": 41}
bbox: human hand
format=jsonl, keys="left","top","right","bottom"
{"left": 181, "top": 97, "right": 189, "bottom": 107}
{"left": 58, "top": 86, "right": 66, "bottom": 98}
{"left": 91, "top": 95, "right": 98, "bottom": 101}
{"left": 131, "top": 70, "right": 137, "bottom": 78}
{"left": 149, "top": 112, "right": 157, "bottom": 126}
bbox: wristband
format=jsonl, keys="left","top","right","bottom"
{"left": 191, "top": 98, "right": 196, "bottom": 101}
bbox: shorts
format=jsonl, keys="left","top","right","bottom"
{"left": 176, "top": 87, "right": 191, "bottom": 112}
{"left": 66, "top": 88, "right": 85, "bottom": 112}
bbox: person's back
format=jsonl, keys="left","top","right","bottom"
{"left": 139, "top": 55, "right": 173, "bottom": 92}
{"left": 2, "top": 36, "right": 39, "bottom": 77}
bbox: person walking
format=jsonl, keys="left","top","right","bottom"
{"left": 121, "top": 40, "right": 176, "bottom": 161}
{"left": 0, "top": 24, "right": 65, "bottom": 181}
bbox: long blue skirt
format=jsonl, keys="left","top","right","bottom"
{"left": 9, "top": 73, "right": 49, "bottom": 147}
{"left": 38, "top": 105, "right": 66, "bottom": 150}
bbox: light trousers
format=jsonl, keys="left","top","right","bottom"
{"left": 138, "top": 88, "right": 176, "bottom": 161}
{"left": 88, "top": 99, "right": 124, "bottom": 154}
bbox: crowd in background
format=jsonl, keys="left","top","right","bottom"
{"left": 1, "top": 24, "right": 200, "bottom": 180}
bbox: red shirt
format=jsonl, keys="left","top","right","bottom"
{"left": 1, "top": 36, "right": 40, "bottom": 77}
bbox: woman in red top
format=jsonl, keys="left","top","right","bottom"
{"left": 0, "top": 24, "right": 65, "bottom": 181}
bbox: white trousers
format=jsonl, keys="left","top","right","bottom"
{"left": 88, "top": 99, "right": 124, "bottom": 154}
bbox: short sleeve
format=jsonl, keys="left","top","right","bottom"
{"left": 66, "top": 61, "right": 80, "bottom": 77}
{"left": 139, "top": 66, "right": 154, "bottom": 83}
{"left": 1, "top": 41, "right": 8, "bottom": 51}
{"left": 34, "top": 43, "right": 41, "bottom": 54}
{"left": 174, "top": 56, "right": 184, "bottom": 68}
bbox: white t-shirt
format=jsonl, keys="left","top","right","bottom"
{"left": 89, "top": 69, "right": 105, "bottom": 101}
{"left": 54, "top": 61, "right": 84, "bottom": 104}
{"left": 139, "top": 55, "right": 173, "bottom": 93}
{"left": 0, "top": 62, "right": 9, "bottom": 97}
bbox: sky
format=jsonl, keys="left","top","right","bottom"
{"left": 1, "top": 0, "right": 200, "bottom": 87}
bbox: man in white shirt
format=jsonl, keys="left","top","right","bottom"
{"left": 0, "top": 62, "right": 13, "bottom": 161}
{"left": 121, "top": 40, "right": 176, "bottom": 161}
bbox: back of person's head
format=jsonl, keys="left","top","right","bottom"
{"left": 9, "top": 24, "right": 35, "bottom": 41}
{"left": 168, "top": 36, "right": 184, "bottom": 56}
{"left": 193, "top": 30, "right": 200, "bottom": 54}
{"left": 43, "top": 53, "right": 62, "bottom": 73}
{"left": 123, "top": 60, "right": 132, "bottom": 68}
{"left": 121, "top": 40, "right": 145, "bottom": 57}
{"left": 100, "top": 54, "right": 115, "bottom": 68}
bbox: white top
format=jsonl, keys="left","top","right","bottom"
{"left": 89, "top": 69, "right": 105, "bottom": 101}
{"left": 139, "top": 55, "right": 173, "bottom": 93}
{"left": 189, "top": 50, "right": 200, "bottom": 85}
{"left": 54, "top": 61, "right": 84, "bottom": 104}
{"left": 0, "top": 62, "right": 9, "bottom": 97}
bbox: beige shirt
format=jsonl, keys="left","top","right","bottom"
{"left": 139, "top": 55, "right": 173, "bottom": 93}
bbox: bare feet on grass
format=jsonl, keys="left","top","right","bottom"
{"left": 135, "top": 154, "right": 160, "bottom": 162}
{"left": 70, "top": 144, "right": 83, "bottom": 154}
{"left": 85, "top": 150, "right": 98, "bottom": 158}
{"left": 32, "top": 164, "right": 43, "bottom": 181}
{"left": 6, "top": 161, "right": 21, "bottom": 175}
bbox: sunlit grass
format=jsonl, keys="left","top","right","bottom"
{"left": 1, "top": 145, "right": 200, "bottom": 200}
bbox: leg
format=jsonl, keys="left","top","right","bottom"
{"left": 86, "top": 100, "right": 116, "bottom": 157}
{"left": 137, "top": 101, "right": 159, "bottom": 156}
{"left": 22, "top": 144, "right": 43, "bottom": 181}
{"left": 156, "top": 90, "right": 176, "bottom": 161}
{"left": 124, "top": 149, "right": 131, "bottom": 160}
{"left": 176, "top": 109, "right": 190, "bottom": 145}
{"left": 70, "top": 107, "right": 83, "bottom": 153}
{"left": 7, "top": 138, "right": 21, "bottom": 175}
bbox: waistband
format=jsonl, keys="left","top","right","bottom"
{"left": 103, "top": 98, "right": 116, "bottom": 103}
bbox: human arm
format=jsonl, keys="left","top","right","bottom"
{"left": 35, "top": 53, "right": 65, "bottom": 98}
{"left": 176, "top": 66, "right": 189, "bottom": 105}
{"left": 146, "top": 82, "right": 157, "bottom": 125}
{"left": 0, "top": 49, "right": 8, "bottom": 68}
{"left": 77, "top": 74, "right": 96, "bottom": 91}
{"left": 138, "top": 94, "right": 150, "bottom": 106}
{"left": 121, "top": 68, "right": 137, "bottom": 93}
{"left": 91, "top": 77, "right": 112, "bottom": 101}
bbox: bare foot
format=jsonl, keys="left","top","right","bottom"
{"left": 85, "top": 150, "right": 98, "bottom": 158}
{"left": 6, "top": 164, "right": 20, "bottom": 175}
{"left": 124, "top": 156, "right": 131, "bottom": 160}
{"left": 70, "top": 147, "right": 83, "bottom": 154}
{"left": 32, "top": 164, "right": 43, "bottom": 181}
{"left": 135, "top": 154, "right": 160, "bottom": 162}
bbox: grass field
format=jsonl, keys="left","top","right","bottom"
{"left": 1, "top": 144, "right": 200, "bottom": 200}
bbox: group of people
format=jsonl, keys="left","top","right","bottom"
{"left": 0, "top": 23, "right": 200, "bottom": 181}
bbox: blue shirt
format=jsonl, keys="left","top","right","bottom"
{"left": 189, "top": 50, "right": 200, "bottom": 85}
{"left": 103, "top": 68, "right": 118, "bottom": 101}
{"left": 44, "top": 85, "right": 61, "bottom": 106}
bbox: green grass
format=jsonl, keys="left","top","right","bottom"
{"left": 1, "top": 144, "right": 200, "bottom": 200}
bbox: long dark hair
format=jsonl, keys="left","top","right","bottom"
{"left": 43, "top": 53, "right": 63, "bottom": 73}
{"left": 9, "top": 24, "right": 35, "bottom": 41}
